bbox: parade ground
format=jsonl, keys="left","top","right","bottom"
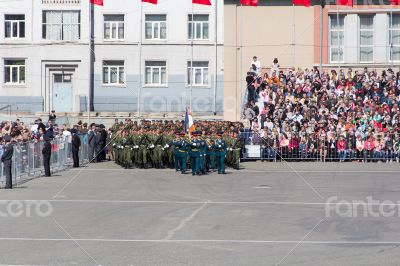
{"left": 1, "top": 162, "right": 400, "bottom": 266}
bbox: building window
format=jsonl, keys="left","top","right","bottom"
{"left": 103, "top": 60, "right": 125, "bottom": 85}
{"left": 5, "top": 15, "right": 25, "bottom": 39}
{"left": 359, "top": 15, "right": 374, "bottom": 63}
{"left": 42, "top": 11, "right": 80, "bottom": 41}
{"left": 145, "top": 14, "right": 167, "bottom": 40}
{"left": 329, "top": 15, "right": 344, "bottom": 63}
{"left": 187, "top": 61, "right": 209, "bottom": 86}
{"left": 188, "top": 14, "right": 209, "bottom": 40}
{"left": 4, "top": 60, "right": 25, "bottom": 85}
{"left": 389, "top": 14, "right": 400, "bottom": 62}
{"left": 145, "top": 61, "right": 167, "bottom": 86}
{"left": 104, "top": 15, "right": 124, "bottom": 40}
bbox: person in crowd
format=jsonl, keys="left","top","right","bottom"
{"left": 1, "top": 135, "right": 13, "bottom": 189}
{"left": 88, "top": 123, "right": 96, "bottom": 162}
{"left": 94, "top": 125, "right": 103, "bottom": 162}
{"left": 48, "top": 110, "right": 56, "bottom": 122}
{"left": 71, "top": 129, "right": 81, "bottom": 168}
{"left": 42, "top": 134, "right": 52, "bottom": 177}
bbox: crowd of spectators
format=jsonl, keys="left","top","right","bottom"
{"left": 243, "top": 58, "right": 400, "bottom": 162}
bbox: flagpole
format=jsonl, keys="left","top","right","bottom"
{"left": 336, "top": 4, "right": 341, "bottom": 71}
{"left": 213, "top": 0, "right": 217, "bottom": 116}
{"left": 190, "top": 1, "right": 194, "bottom": 112}
{"left": 137, "top": 1, "right": 143, "bottom": 120}
{"left": 390, "top": 8, "right": 393, "bottom": 68}
{"left": 239, "top": 3, "right": 243, "bottom": 120}
{"left": 88, "top": 0, "right": 94, "bottom": 122}
{"left": 319, "top": 1, "right": 324, "bottom": 72}
{"left": 291, "top": 4, "right": 296, "bottom": 68}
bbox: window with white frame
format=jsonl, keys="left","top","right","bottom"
{"left": 5, "top": 15, "right": 25, "bottom": 39}
{"left": 42, "top": 11, "right": 80, "bottom": 41}
{"left": 104, "top": 15, "right": 124, "bottom": 40}
{"left": 103, "top": 60, "right": 125, "bottom": 85}
{"left": 389, "top": 14, "right": 400, "bottom": 62}
{"left": 145, "top": 14, "right": 166, "bottom": 40}
{"left": 4, "top": 60, "right": 25, "bottom": 85}
{"left": 187, "top": 61, "right": 209, "bottom": 86}
{"left": 359, "top": 15, "right": 374, "bottom": 63}
{"left": 188, "top": 14, "right": 209, "bottom": 40}
{"left": 329, "top": 15, "right": 344, "bottom": 63}
{"left": 145, "top": 61, "right": 167, "bottom": 86}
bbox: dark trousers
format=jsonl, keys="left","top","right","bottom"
{"left": 72, "top": 149, "right": 79, "bottom": 168}
{"left": 43, "top": 155, "right": 51, "bottom": 176}
{"left": 88, "top": 145, "right": 95, "bottom": 162}
{"left": 95, "top": 146, "right": 102, "bottom": 162}
{"left": 3, "top": 160, "right": 12, "bottom": 189}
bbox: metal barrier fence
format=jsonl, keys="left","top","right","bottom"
{"left": 0, "top": 134, "right": 88, "bottom": 187}
{"left": 240, "top": 131, "right": 400, "bottom": 162}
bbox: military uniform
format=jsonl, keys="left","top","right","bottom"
{"left": 189, "top": 131, "right": 202, "bottom": 175}
{"left": 172, "top": 132, "right": 189, "bottom": 174}
{"left": 213, "top": 132, "right": 227, "bottom": 174}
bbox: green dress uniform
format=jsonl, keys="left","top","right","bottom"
{"left": 213, "top": 133, "right": 227, "bottom": 174}
{"left": 138, "top": 134, "right": 150, "bottom": 168}
{"left": 231, "top": 136, "right": 242, "bottom": 170}
{"left": 162, "top": 134, "right": 174, "bottom": 169}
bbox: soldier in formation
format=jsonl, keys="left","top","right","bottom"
{"left": 109, "top": 120, "right": 243, "bottom": 174}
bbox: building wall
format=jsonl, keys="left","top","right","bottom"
{"left": 313, "top": 4, "right": 400, "bottom": 67}
{"left": 224, "top": 2, "right": 315, "bottom": 121}
{"left": 0, "top": 0, "right": 224, "bottom": 116}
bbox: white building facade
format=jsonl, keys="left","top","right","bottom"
{"left": 0, "top": 0, "right": 224, "bottom": 115}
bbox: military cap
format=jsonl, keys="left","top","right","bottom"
{"left": 217, "top": 131, "right": 224, "bottom": 136}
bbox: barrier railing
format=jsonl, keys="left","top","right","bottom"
{"left": 0, "top": 134, "right": 88, "bottom": 186}
{"left": 240, "top": 131, "right": 400, "bottom": 163}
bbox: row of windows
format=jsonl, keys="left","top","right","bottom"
{"left": 3, "top": 12, "right": 210, "bottom": 41}
{"left": 3, "top": 59, "right": 210, "bottom": 87}
{"left": 329, "top": 13, "right": 400, "bottom": 63}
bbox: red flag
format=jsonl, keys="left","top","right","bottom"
{"left": 337, "top": 0, "right": 353, "bottom": 6}
{"left": 90, "top": 0, "right": 103, "bottom": 5}
{"left": 142, "top": 0, "right": 157, "bottom": 4}
{"left": 192, "top": 0, "right": 211, "bottom": 5}
{"left": 240, "top": 0, "right": 258, "bottom": 6}
{"left": 391, "top": 0, "right": 400, "bottom": 4}
{"left": 292, "top": 0, "right": 310, "bottom": 7}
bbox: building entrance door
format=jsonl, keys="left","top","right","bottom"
{"left": 53, "top": 74, "right": 72, "bottom": 112}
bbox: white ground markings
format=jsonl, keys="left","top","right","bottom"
{"left": 164, "top": 201, "right": 210, "bottom": 240}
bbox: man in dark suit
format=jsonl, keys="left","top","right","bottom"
{"left": 71, "top": 129, "right": 81, "bottom": 168}
{"left": 42, "top": 135, "right": 52, "bottom": 176}
{"left": 100, "top": 124, "right": 108, "bottom": 160}
{"left": 94, "top": 125, "right": 103, "bottom": 162}
{"left": 1, "top": 135, "right": 13, "bottom": 189}
{"left": 88, "top": 123, "right": 96, "bottom": 162}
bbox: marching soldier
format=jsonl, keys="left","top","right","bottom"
{"left": 189, "top": 131, "right": 202, "bottom": 176}
{"left": 213, "top": 131, "right": 227, "bottom": 174}
{"left": 172, "top": 132, "right": 188, "bottom": 174}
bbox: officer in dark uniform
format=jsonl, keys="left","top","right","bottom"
{"left": 1, "top": 135, "right": 13, "bottom": 189}
{"left": 213, "top": 131, "right": 227, "bottom": 174}
{"left": 189, "top": 131, "right": 201, "bottom": 176}
{"left": 42, "top": 134, "right": 52, "bottom": 176}
{"left": 173, "top": 132, "right": 188, "bottom": 174}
